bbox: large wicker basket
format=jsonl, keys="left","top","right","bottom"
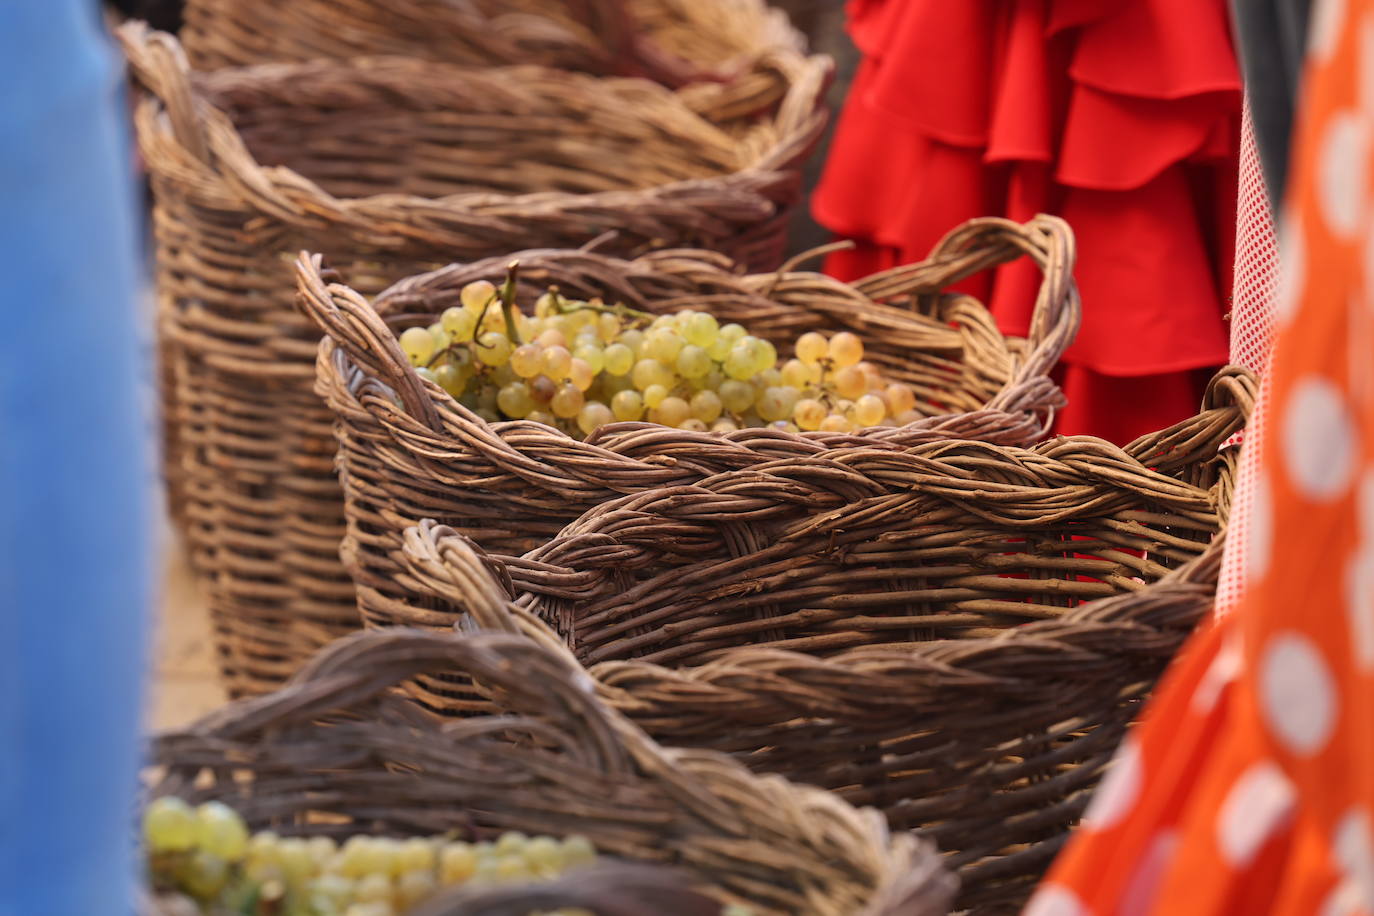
{"left": 297, "top": 214, "right": 1080, "bottom": 646}
{"left": 144, "top": 628, "right": 956, "bottom": 916}
{"left": 384, "top": 367, "right": 1255, "bottom": 913}
{"left": 120, "top": 23, "right": 827, "bottom": 698}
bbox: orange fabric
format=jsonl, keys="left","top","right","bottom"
{"left": 814, "top": 0, "right": 1239, "bottom": 442}
{"left": 1028, "top": 4, "right": 1374, "bottom": 913}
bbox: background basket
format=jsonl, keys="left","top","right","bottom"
{"left": 297, "top": 214, "right": 1079, "bottom": 650}
{"left": 120, "top": 22, "right": 827, "bottom": 698}
{"left": 387, "top": 367, "right": 1255, "bottom": 912}
{"left": 145, "top": 628, "right": 956, "bottom": 916}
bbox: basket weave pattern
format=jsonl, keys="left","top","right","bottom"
{"left": 146, "top": 628, "right": 957, "bottom": 916}
{"left": 121, "top": 21, "right": 827, "bottom": 697}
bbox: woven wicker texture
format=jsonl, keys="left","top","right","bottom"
{"left": 120, "top": 21, "right": 827, "bottom": 698}
{"left": 297, "top": 215, "right": 1079, "bottom": 651}
{"left": 382, "top": 367, "right": 1255, "bottom": 912}
{"left": 146, "top": 628, "right": 957, "bottom": 916}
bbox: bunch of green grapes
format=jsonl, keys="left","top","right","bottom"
{"left": 143, "top": 796, "right": 598, "bottom": 916}
{"left": 395, "top": 272, "right": 922, "bottom": 438}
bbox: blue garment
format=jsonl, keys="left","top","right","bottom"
{"left": 0, "top": 4, "right": 152, "bottom": 915}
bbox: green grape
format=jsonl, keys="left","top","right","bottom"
{"left": 434, "top": 364, "right": 466, "bottom": 398}
{"left": 310, "top": 874, "right": 354, "bottom": 908}
{"left": 561, "top": 836, "right": 597, "bottom": 870}
{"left": 276, "top": 837, "right": 314, "bottom": 883}
{"left": 577, "top": 401, "right": 614, "bottom": 435}
{"left": 828, "top": 331, "right": 864, "bottom": 368}
{"left": 711, "top": 418, "right": 738, "bottom": 433}
{"left": 343, "top": 903, "right": 394, "bottom": 916}
{"left": 642, "top": 384, "right": 669, "bottom": 409}
{"left": 522, "top": 835, "right": 564, "bottom": 875}
{"left": 643, "top": 327, "right": 684, "bottom": 363}
{"left": 854, "top": 393, "right": 887, "bottom": 427}
{"left": 631, "top": 358, "right": 675, "bottom": 391}
{"left": 680, "top": 418, "right": 708, "bottom": 432}
{"left": 618, "top": 328, "right": 645, "bottom": 355}
{"left": 354, "top": 872, "right": 392, "bottom": 903}
{"left": 793, "top": 398, "right": 826, "bottom": 431}
{"left": 535, "top": 328, "right": 567, "bottom": 349}
{"left": 675, "top": 344, "right": 711, "bottom": 379}
{"left": 527, "top": 409, "right": 557, "bottom": 427}
{"left": 780, "top": 358, "right": 814, "bottom": 389}
{"left": 756, "top": 387, "right": 798, "bottom": 423}
{"left": 440, "top": 842, "right": 477, "bottom": 884}
{"left": 247, "top": 830, "right": 281, "bottom": 866}
{"left": 795, "top": 331, "right": 827, "bottom": 367}
{"left": 415, "top": 367, "right": 438, "bottom": 384}
{"left": 754, "top": 338, "right": 778, "bottom": 372}
{"left": 568, "top": 358, "right": 595, "bottom": 392}
{"left": 196, "top": 801, "right": 249, "bottom": 862}
{"left": 308, "top": 835, "right": 339, "bottom": 866}
{"left": 597, "top": 312, "right": 622, "bottom": 342}
{"left": 833, "top": 365, "right": 867, "bottom": 399}
{"left": 573, "top": 344, "right": 605, "bottom": 375}
{"left": 718, "top": 380, "right": 754, "bottom": 414}
{"left": 551, "top": 383, "right": 584, "bottom": 419}
{"left": 534, "top": 291, "right": 557, "bottom": 318}
{"left": 602, "top": 343, "right": 634, "bottom": 376}
{"left": 653, "top": 396, "right": 691, "bottom": 427}
{"left": 399, "top": 837, "right": 437, "bottom": 873}
{"left": 339, "top": 837, "right": 384, "bottom": 878}
{"left": 683, "top": 311, "right": 719, "bottom": 347}
{"left": 476, "top": 332, "right": 512, "bottom": 367}
{"left": 723, "top": 346, "right": 755, "bottom": 381}
{"left": 510, "top": 343, "right": 543, "bottom": 378}
{"left": 428, "top": 324, "right": 451, "bottom": 352}
{"left": 885, "top": 383, "right": 917, "bottom": 415}
{"left": 180, "top": 850, "right": 230, "bottom": 899}
{"left": 690, "top": 390, "right": 723, "bottom": 423}
{"left": 719, "top": 323, "right": 746, "bottom": 344}
{"left": 754, "top": 367, "right": 782, "bottom": 390}
{"left": 442, "top": 311, "right": 480, "bottom": 347}
{"left": 706, "top": 333, "right": 732, "bottom": 361}
{"left": 398, "top": 326, "right": 437, "bottom": 366}
{"left": 397, "top": 869, "right": 438, "bottom": 908}
{"left": 541, "top": 345, "right": 572, "bottom": 380}
{"left": 611, "top": 390, "right": 644, "bottom": 421}
{"left": 496, "top": 383, "right": 534, "bottom": 418}
{"left": 460, "top": 280, "right": 497, "bottom": 314}
{"left": 144, "top": 797, "right": 198, "bottom": 853}
{"left": 530, "top": 376, "right": 556, "bottom": 405}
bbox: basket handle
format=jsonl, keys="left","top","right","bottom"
{"left": 853, "top": 214, "right": 1082, "bottom": 431}
{"left": 116, "top": 20, "right": 210, "bottom": 165}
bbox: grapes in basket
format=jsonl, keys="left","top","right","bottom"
{"left": 398, "top": 271, "right": 923, "bottom": 438}
{"left": 143, "top": 796, "right": 602, "bottom": 916}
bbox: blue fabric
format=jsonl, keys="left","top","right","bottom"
{"left": 0, "top": 4, "right": 152, "bottom": 915}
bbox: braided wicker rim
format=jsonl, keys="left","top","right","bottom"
{"left": 147, "top": 629, "right": 957, "bottom": 916}
{"left": 380, "top": 367, "right": 1255, "bottom": 912}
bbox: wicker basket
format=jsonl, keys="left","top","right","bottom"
{"left": 385, "top": 367, "right": 1255, "bottom": 913}
{"left": 297, "top": 214, "right": 1079, "bottom": 644}
{"left": 144, "top": 628, "right": 956, "bottom": 916}
{"left": 120, "top": 22, "right": 827, "bottom": 698}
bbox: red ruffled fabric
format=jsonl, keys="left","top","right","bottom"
{"left": 814, "top": 0, "right": 1241, "bottom": 443}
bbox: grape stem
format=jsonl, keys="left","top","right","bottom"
{"left": 548, "top": 286, "right": 655, "bottom": 325}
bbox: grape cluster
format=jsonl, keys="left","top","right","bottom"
{"left": 396, "top": 271, "right": 923, "bottom": 438}
{"left": 144, "top": 796, "right": 598, "bottom": 916}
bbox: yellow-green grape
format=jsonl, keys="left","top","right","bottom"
{"left": 680, "top": 418, "right": 708, "bottom": 432}
{"left": 246, "top": 830, "right": 280, "bottom": 867}
{"left": 310, "top": 873, "right": 354, "bottom": 907}
{"left": 428, "top": 324, "right": 451, "bottom": 352}
{"left": 180, "top": 851, "right": 230, "bottom": 899}
{"left": 510, "top": 343, "right": 543, "bottom": 378}
{"left": 528, "top": 412, "right": 559, "bottom": 428}
{"left": 718, "top": 380, "right": 755, "bottom": 414}
{"left": 611, "top": 390, "right": 644, "bottom": 421}
{"left": 522, "top": 836, "right": 563, "bottom": 875}
{"left": 853, "top": 393, "right": 887, "bottom": 427}
{"left": 568, "top": 358, "right": 595, "bottom": 392}
{"left": 856, "top": 361, "right": 883, "bottom": 390}
{"left": 756, "top": 387, "right": 798, "bottom": 423}
{"left": 833, "top": 365, "right": 868, "bottom": 399}
{"left": 474, "top": 332, "right": 511, "bottom": 367}
{"left": 496, "top": 382, "right": 534, "bottom": 418}
{"left": 723, "top": 345, "right": 756, "bottom": 381}
{"left": 690, "top": 390, "right": 723, "bottom": 423}
{"left": 343, "top": 903, "right": 394, "bottom": 916}
{"left": 144, "top": 797, "right": 198, "bottom": 853}
{"left": 399, "top": 837, "right": 436, "bottom": 873}
{"left": 653, "top": 396, "right": 691, "bottom": 427}
{"left": 754, "top": 338, "right": 778, "bottom": 372}
{"left": 541, "top": 345, "right": 572, "bottom": 380}
{"left": 618, "top": 328, "right": 645, "bottom": 355}
{"left": 720, "top": 323, "right": 746, "bottom": 344}
{"left": 397, "top": 870, "right": 438, "bottom": 909}
{"left": 820, "top": 414, "right": 852, "bottom": 432}
{"left": 515, "top": 313, "right": 536, "bottom": 342}
{"left": 561, "top": 836, "right": 597, "bottom": 870}
{"left": 706, "top": 333, "right": 732, "bottom": 361}
{"left": 642, "top": 384, "right": 669, "bottom": 409}
{"left": 631, "top": 358, "right": 675, "bottom": 391}
{"left": 471, "top": 858, "right": 502, "bottom": 885}
{"left": 495, "top": 831, "right": 527, "bottom": 855}
{"left": 643, "top": 327, "right": 684, "bottom": 363}
{"left": 711, "top": 418, "right": 738, "bottom": 433}
{"left": 276, "top": 837, "right": 314, "bottom": 883}
{"left": 434, "top": 364, "right": 466, "bottom": 398}
{"left": 461, "top": 280, "right": 497, "bottom": 314}
{"left": 780, "top": 358, "right": 814, "bottom": 388}
{"left": 495, "top": 856, "right": 528, "bottom": 882}
{"left": 795, "top": 331, "right": 828, "bottom": 367}
{"left": 793, "top": 398, "right": 827, "bottom": 431}
{"left": 245, "top": 857, "right": 285, "bottom": 886}
{"left": 885, "top": 383, "right": 917, "bottom": 416}
{"left": 754, "top": 367, "right": 782, "bottom": 391}
{"left": 399, "top": 326, "right": 437, "bottom": 366}
{"left": 339, "top": 837, "right": 384, "bottom": 879}
{"left": 895, "top": 408, "right": 923, "bottom": 425}
{"left": 195, "top": 801, "right": 249, "bottom": 862}
{"left": 597, "top": 312, "right": 622, "bottom": 342}
{"left": 415, "top": 367, "right": 438, "bottom": 384}
{"left": 440, "top": 842, "right": 478, "bottom": 884}
{"left": 477, "top": 386, "right": 500, "bottom": 415}
{"left": 577, "top": 401, "right": 614, "bottom": 435}
{"left": 354, "top": 872, "right": 392, "bottom": 904}
{"left": 308, "top": 836, "right": 338, "bottom": 867}
{"left": 530, "top": 375, "right": 556, "bottom": 405}
{"left": 828, "top": 331, "right": 864, "bottom": 368}
{"left": 602, "top": 342, "right": 634, "bottom": 376}
{"left": 573, "top": 344, "right": 605, "bottom": 375}
{"left": 535, "top": 291, "right": 557, "bottom": 318}
{"left": 551, "top": 383, "right": 585, "bottom": 418}
{"left": 535, "top": 328, "right": 566, "bottom": 349}
{"left": 675, "top": 344, "right": 711, "bottom": 379}
{"left": 683, "top": 311, "right": 719, "bottom": 347}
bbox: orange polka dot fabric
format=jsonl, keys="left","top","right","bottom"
{"left": 1026, "top": 3, "right": 1374, "bottom": 914}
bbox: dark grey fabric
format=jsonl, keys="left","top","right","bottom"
{"left": 1230, "top": 0, "right": 1313, "bottom": 210}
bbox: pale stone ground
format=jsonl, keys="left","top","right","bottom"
{"left": 148, "top": 537, "right": 225, "bottom": 731}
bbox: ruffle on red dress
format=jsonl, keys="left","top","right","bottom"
{"left": 814, "top": 0, "right": 1241, "bottom": 443}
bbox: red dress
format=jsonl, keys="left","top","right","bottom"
{"left": 813, "top": 0, "right": 1241, "bottom": 443}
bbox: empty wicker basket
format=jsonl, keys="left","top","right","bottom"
{"left": 389, "top": 366, "right": 1254, "bottom": 912}
{"left": 121, "top": 22, "right": 827, "bottom": 698}
{"left": 297, "top": 214, "right": 1080, "bottom": 648}
{"left": 144, "top": 628, "right": 957, "bottom": 916}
